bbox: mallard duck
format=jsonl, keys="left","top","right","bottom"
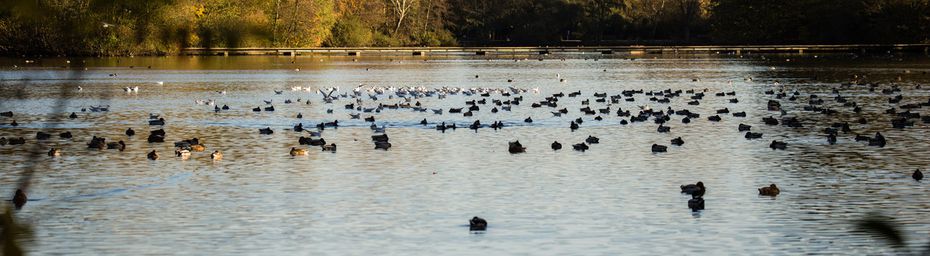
{"left": 758, "top": 184, "right": 780, "bottom": 196}
{"left": 290, "top": 147, "right": 308, "bottom": 156}
{"left": 211, "top": 150, "right": 223, "bottom": 160}
{"left": 508, "top": 141, "right": 526, "bottom": 153}
{"left": 914, "top": 169, "right": 923, "bottom": 181}
{"left": 12, "top": 189, "right": 27, "bottom": 209}
{"left": 469, "top": 216, "right": 488, "bottom": 231}
{"left": 147, "top": 150, "right": 159, "bottom": 160}
{"left": 48, "top": 148, "right": 61, "bottom": 157}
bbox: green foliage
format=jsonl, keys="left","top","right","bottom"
{"left": 326, "top": 17, "right": 373, "bottom": 47}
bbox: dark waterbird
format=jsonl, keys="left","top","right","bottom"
{"left": 651, "top": 144, "right": 667, "bottom": 153}
{"left": 681, "top": 181, "right": 705, "bottom": 197}
{"left": 585, "top": 136, "right": 599, "bottom": 144}
{"left": 671, "top": 137, "right": 684, "bottom": 146}
{"left": 745, "top": 132, "right": 763, "bottom": 139}
{"left": 688, "top": 197, "right": 704, "bottom": 211}
{"left": 149, "top": 118, "right": 165, "bottom": 126}
{"left": 759, "top": 184, "right": 780, "bottom": 196}
{"left": 59, "top": 131, "right": 72, "bottom": 139}
{"left": 470, "top": 216, "right": 488, "bottom": 231}
{"left": 36, "top": 132, "right": 51, "bottom": 140}
{"left": 738, "top": 123, "right": 751, "bottom": 131}
{"left": 12, "top": 189, "right": 27, "bottom": 209}
{"left": 509, "top": 141, "right": 526, "bottom": 153}
{"left": 259, "top": 127, "right": 274, "bottom": 135}
{"left": 551, "top": 141, "right": 562, "bottom": 150}
{"left": 125, "top": 128, "right": 135, "bottom": 136}
{"left": 7, "top": 137, "right": 25, "bottom": 145}
{"left": 572, "top": 143, "right": 589, "bottom": 152}
{"left": 770, "top": 140, "right": 787, "bottom": 150}
{"left": 914, "top": 169, "right": 923, "bottom": 181}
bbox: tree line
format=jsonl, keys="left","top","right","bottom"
{"left": 0, "top": 0, "right": 928, "bottom": 56}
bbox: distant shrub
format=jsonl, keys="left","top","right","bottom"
{"left": 326, "top": 17, "right": 373, "bottom": 47}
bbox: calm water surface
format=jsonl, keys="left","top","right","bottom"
{"left": 1, "top": 54, "right": 930, "bottom": 255}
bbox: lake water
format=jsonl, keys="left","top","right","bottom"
{"left": 1, "top": 53, "right": 930, "bottom": 255}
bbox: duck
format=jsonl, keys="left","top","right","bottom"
{"left": 770, "top": 140, "right": 787, "bottom": 150}
{"left": 374, "top": 141, "right": 392, "bottom": 150}
{"left": 420, "top": 119, "right": 428, "bottom": 125}
{"left": 469, "top": 216, "right": 488, "bottom": 231}
{"left": 551, "top": 141, "right": 562, "bottom": 150}
{"left": 106, "top": 140, "right": 126, "bottom": 151}
{"left": 570, "top": 121, "right": 579, "bottom": 131}
{"left": 290, "top": 147, "right": 308, "bottom": 156}
{"left": 869, "top": 132, "right": 886, "bottom": 147}
{"left": 175, "top": 148, "right": 191, "bottom": 159}
{"left": 147, "top": 150, "right": 159, "bottom": 160}
{"left": 524, "top": 117, "right": 533, "bottom": 123}
{"left": 48, "top": 148, "right": 61, "bottom": 157}
{"left": 69, "top": 112, "right": 78, "bottom": 119}
{"left": 680, "top": 181, "right": 705, "bottom": 197}
{"left": 827, "top": 134, "right": 837, "bottom": 145}
{"left": 88, "top": 136, "right": 106, "bottom": 149}
{"left": 297, "top": 113, "right": 303, "bottom": 118}
{"left": 36, "top": 131, "right": 51, "bottom": 140}
{"left": 508, "top": 141, "right": 526, "bottom": 153}
{"left": 671, "top": 137, "right": 684, "bottom": 146}
{"left": 149, "top": 118, "right": 165, "bottom": 126}
{"left": 12, "top": 189, "right": 27, "bottom": 209}
{"left": 573, "top": 143, "right": 589, "bottom": 152}
{"left": 264, "top": 106, "right": 275, "bottom": 111}
{"left": 125, "top": 128, "right": 135, "bottom": 136}
{"left": 293, "top": 123, "right": 304, "bottom": 132}
{"left": 651, "top": 144, "right": 667, "bottom": 153}
{"left": 299, "top": 137, "right": 327, "bottom": 146}
{"left": 745, "top": 132, "right": 763, "bottom": 139}
{"left": 681, "top": 117, "right": 691, "bottom": 123}
{"left": 914, "top": 169, "right": 923, "bottom": 181}
{"left": 259, "top": 127, "right": 274, "bottom": 135}
{"left": 372, "top": 134, "right": 389, "bottom": 142}
{"left": 657, "top": 124, "right": 670, "bottom": 133}
{"left": 0, "top": 111, "right": 12, "bottom": 117}
{"left": 211, "top": 150, "right": 223, "bottom": 160}
{"left": 10, "top": 120, "right": 18, "bottom": 126}
{"left": 321, "top": 143, "right": 337, "bottom": 152}
{"left": 738, "top": 123, "right": 751, "bottom": 131}
{"left": 59, "top": 131, "right": 72, "bottom": 139}
{"left": 758, "top": 184, "right": 780, "bottom": 196}
{"left": 585, "top": 136, "right": 599, "bottom": 144}
{"left": 0, "top": 137, "right": 6, "bottom": 145}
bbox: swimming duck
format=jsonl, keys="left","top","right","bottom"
{"left": 570, "top": 121, "right": 579, "bottom": 131}
{"left": 738, "top": 124, "right": 751, "bottom": 131}
{"left": 222, "top": 105, "right": 229, "bottom": 110}
{"left": 688, "top": 197, "right": 704, "bottom": 211}
{"left": 294, "top": 123, "right": 304, "bottom": 132}
{"left": 106, "top": 140, "right": 126, "bottom": 151}
{"left": 0, "top": 111, "right": 12, "bottom": 117}
{"left": 125, "top": 128, "right": 135, "bottom": 136}
{"left": 551, "top": 141, "right": 562, "bottom": 150}
{"left": 745, "top": 132, "right": 763, "bottom": 139}
{"left": 572, "top": 143, "right": 589, "bottom": 152}
{"left": 508, "top": 141, "right": 526, "bottom": 153}
{"left": 299, "top": 137, "right": 327, "bottom": 146}
{"left": 470, "top": 216, "right": 488, "bottom": 231}
{"left": 264, "top": 106, "right": 275, "bottom": 111}
{"left": 671, "top": 137, "right": 684, "bottom": 146}
{"left": 290, "top": 147, "right": 308, "bottom": 156}
{"left": 175, "top": 148, "right": 191, "bottom": 159}
{"left": 585, "top": 136, "right": 599, "bottom": 144}
{"left": 7, "top": 137, "right": 25, "bottom": 145}
{"left": 827, "top": 134, "right": 837, "bottom": 145}
{"left": 207, "top": 150, "right": 222, "bottom": 160}
{"left": 297, "top": 113, "right": 303, "bottom": 119}
{"left": 36, "top": 131, "right": 51, "bottom": 140}
{"left": 372, "top": 134, "right": 389, "bottom": 142}
{"left": 651, "top": 144, "right": 667, "bottom": 153}
{"left": 0, "top": 137, "right": 6, "bottom": 145}
{"left": 914, "top": 169, "right": 923, "bottom": 181}
{"left": 770, "top": 140, "right": 787, "bottom": 150}
{"left": 681, "top": 117, "right": 691, "bottom": 123}
{"left": 253, "top": 107, "right": 261, "bottom": 112}
{"left": 12, "top": 189, "right": 27, "bottom": 209}
{"left": 69, "top": 112, "right": 78, "bottom": 119}
{"left": 48, "top": 148, "right": 61, "bottom": 156}
{"left": 59, "top": 131, "right": 72, "bottom": 139}
{"left": 10, "top": 120, "right": 18, "bottom": 126}
{"left": 681, "top": 181, "right": 705, "bottom": 197}
{"left": 657, "top": 124, "right": 670, "bottom": 133}
{"left": 869, "top": 132, "right": 886, "bottom": 147}
{"left": 259, "top": 127, "right": 274, "bottom": 135}
{"left": 762, "top": 116, "right": 779, "bottom": 125}
{"left": 321, "top": 143, "right": 337, "bottom": 152}
{"left": 149, "top": 118, "right": 165, "bottom": 126}
{"left": 147, "top": 150, "right": 159, "bottom": 160}
{"left": 758, "top": 184, "right": 780, "bottom": 196}
{"left": 420, "top": 119, "right": 428, "bottom": 125}
{"left": 88, "top": 136, "right": 106, "bottom": 149}
{"left": 524, "top": 117, "right": 533, "bottom": 123}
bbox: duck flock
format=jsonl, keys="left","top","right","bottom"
{"left": 1, "top": 60, "right": 929, "bottom": 231}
